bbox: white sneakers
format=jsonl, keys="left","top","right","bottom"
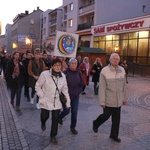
{"left": 30, "top": 97, "right": 40, "bottom": 109}
{"left": 30, "top": 98, "right": 34, "bottom": 104}
{"left": 36, "top": 103, "right": 40, "bottom": 109}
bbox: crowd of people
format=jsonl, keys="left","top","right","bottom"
{"left": 0, "top": 50, "right": 128, "bottom": 145}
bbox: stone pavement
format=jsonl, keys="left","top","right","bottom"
{"left": 0, "top": 74, "right": 150, "bottom": 150}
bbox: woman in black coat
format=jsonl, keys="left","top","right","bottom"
{"left": 6, "top": 51, "right": 25, "bottom": 111}
{"left": 91, "top": 57, "right": 103, "bottom": 95}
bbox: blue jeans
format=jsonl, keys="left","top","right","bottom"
{"left": 59, "top": 98, "right": 79, "bottom": 128}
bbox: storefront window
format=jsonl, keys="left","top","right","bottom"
{"left": 120, "top": 33, "right": 128, "bottom": 39}
{"left": 106, "top": 35, "right": 112, "bottom": 40}
{"left": 129, "top": 32, "right": 138, "bottom": 39}
{"left": 99, "top": 41, "right": 105, "bottom": 50}
{"left": 128, "top": 39, "right": 137, "bottom": 56}
{"left": 138, "top": 38, "right": 148, "bottom": 56}
{"left": 139, "top": 31, "right": 149, "bottom": 38}
{"left": 120, "top": 40, "right": 128, "bottom": 56}
{"left": 106, "top": 41, "right": 113, "bottom": 54}
{"left": 113, "top": 35, "right": 119, "bottom": 40}
{"left": 93, "top": 42, "right": 99, "bottom": 48}
{"left": 94, "top": 37, "right": 99, "bottom": 41}
{"left": 99, "top": 36, "right": 105, "bottom": 40}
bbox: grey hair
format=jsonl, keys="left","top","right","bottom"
{"left": 109, "top": 53, "right": 120, "bottom": 60}
{"left": 68, "top": 58, "right": 77, "bottom": 65}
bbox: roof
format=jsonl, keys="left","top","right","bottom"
{"left": 78, "top": 47, "right": 107, "bottom": 54}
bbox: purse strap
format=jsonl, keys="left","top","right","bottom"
{"left": 52, "top": 76, "right": 60, "bottom": 94}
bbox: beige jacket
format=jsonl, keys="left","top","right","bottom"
{"left": 98, "top": 64, "right": 127, "bottom": 107}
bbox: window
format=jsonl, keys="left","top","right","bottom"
{"left": 30, "top": 19, "right": 34, "bottom": 25}
{"left": 68, "top": 19, "right": 73, "bottom": 27}
{"left": 70, "top": 3, "right": 73, "bottom": 11}
{"left": 139, "top": 31, "right": 149, "bottom": 38}
{"left": 44, "top": 17, "right": 46, "bottom": 23}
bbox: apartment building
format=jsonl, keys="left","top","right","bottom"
{"left": 10, "top": 7, "right": 43, "bottom": 54}
{"left": 41, "top": 0, "right": 95, "bottom": 54}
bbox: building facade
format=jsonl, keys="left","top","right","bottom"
{"left": 11, "top": 7, "right": 43, "bottom": 54}
{"left": 92, "top": 0, "right": 150, "bottom": 65}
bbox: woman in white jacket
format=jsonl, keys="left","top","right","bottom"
{"left": 35, "top": 58, "right": 70, "bottom": 145}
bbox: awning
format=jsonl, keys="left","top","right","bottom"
{"left": 78, "top": 47, "right": 107, "bottom": 54}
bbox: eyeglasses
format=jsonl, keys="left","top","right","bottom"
{"left": 53, "top": 64, "right": 61, "bottom": 67}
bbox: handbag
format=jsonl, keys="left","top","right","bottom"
{"left": 59, "top": 92, "right": 67, "bottom": 104}
{"left": 52, "top": 76, "right": 67, "bottom": 104}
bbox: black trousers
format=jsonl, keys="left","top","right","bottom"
{"left": 11, "top": 84, "right": 22, "bottom": 107}
{"left": 41, "top": 108, "right": 60, "bottom": 138}
{"left": 95, "top": 106, "right": 121, "bottom": 138}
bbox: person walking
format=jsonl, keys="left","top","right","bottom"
{"left": 35, "top": 58, "right": 70, "bottom": 144}
{"left": 22, "top": 51, "right": 32, "bottom": 101}
{"left": 59, "top": 58, "right": 84, "bottom": 135}
{"left": 6, "top": 51, "right": 25, "bottom": 111}
{"left": 91, "top": 57, "right": 103, "bottom": 95}
{"left": 92, "top": 53, "right": 127, "bottom": 143}
{"left": 121, "top": 59, "right": 128, "bottom": 83}
{"left": 28, "top": 49, "right": 46, "bottom": 109}
{"left": 78, "top": 57, "right": 91, "bottom": 95}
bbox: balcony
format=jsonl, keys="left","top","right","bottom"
{"left": 79, "top": 2, "right": 95, "bottom": 16}
{"left": 49, "top": 18, "right": 56, "bottom": 25}
{"left": 77, "top": 22, "right": 94, "bottom": 31}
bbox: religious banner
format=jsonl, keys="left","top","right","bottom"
{"left": 54, "top": 31, "right": 79, "bottom": 58}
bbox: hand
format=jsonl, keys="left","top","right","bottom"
{"left": 66, "top": 106, "right": 70, "bottom": 109}
{"left": 122, "top": 102, "right": 127, "bottom": 105}
{"left": 101, "top": 105, "right": 105, "bottom": 108}
{"left": 33, "top": 75, "right": 39, "bottom": 80}
{"left": 19, "top": 62, "right": 23, "bottom": 66}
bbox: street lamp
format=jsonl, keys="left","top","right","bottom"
{"left": 12, "top": 42, "right": 18, "bottom": 49}
{"left": 25, "top": 37, "right": 32, "bottom": 53}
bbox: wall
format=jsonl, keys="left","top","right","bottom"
{"left": 95, "top": 0, "right": 150, "bottom": 25}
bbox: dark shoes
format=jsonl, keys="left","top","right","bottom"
{"left": 11, "top": 100, "right": 14, "bottom": 107}
{"left": 41, "top": 124, "right": 46, "bottom": 131}
{"left": 110, "top": 136, "right": 121, "bottom": 143}
{"left": 82, "top": 92, "right": 86, "bottom": 95}
{"left": 93, "top": 120, "right": 98, "bottom": 133}
{"left": 51, "top": 137, "right": 58, "bottom": 145}
{"left": 58, "top": 118, "right": 63, "bottom": 125}
{"left": 71, "top": 128, "right": 78, "bottom": 135}
{"left": 16, "top": 106, "right": 20, "bottom": 111}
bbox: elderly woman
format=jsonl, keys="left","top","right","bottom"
{"left": 35, "top": 58, "right": 70, "bottom": 145}
{"left": 59, "top": 58, "right": 84, "bottom": 135}
{"left": 78, "top": 57, "right": 92, "bottom": 94}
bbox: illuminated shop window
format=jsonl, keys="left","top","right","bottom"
{"left": 99, "top": 41, "right": 105, "bottom": 50}
{"left": 99, "top": 36, "right": 105, "bottom": 40}
{"left": 139, "top": 31, "right": 149, "bottom": 38}
{"left": 93, "top": 42, "right": 99, "bottom": 48}
{"left": 128, "top": 39, "right": 137, "bottom": 56}
{"left": 113, "top": 34, "right": 119, "bottom": 40}
{"left": 120, "top": 33, "right": 128, "bottom": 39}
{"left": 106, "top": 35, "right": 112, "bottom": 40}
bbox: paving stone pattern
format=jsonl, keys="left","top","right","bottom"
{"left": 0, "top": 75, "right": 150, "bottom": 150}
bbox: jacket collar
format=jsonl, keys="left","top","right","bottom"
{"left": 49, "top": 69, "right": 62, "bottom": 77}
{"left": 108, "top": 64, "right": 122, "bottom": 73}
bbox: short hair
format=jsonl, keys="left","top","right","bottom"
{"left": 109, "top": 53, "right": 120, "bottom": 60}
{"left": 51, "top": 58, "right": 62, "bottom": 66}
{"left": 12, "top": 50, "right": 19, "bottom": 56}
{"left": 68, "top": 58, "right": 77, "bottom": 65}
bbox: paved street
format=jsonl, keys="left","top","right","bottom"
{"left": 0, "top": 74, "right": 150, "bottom": 150}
